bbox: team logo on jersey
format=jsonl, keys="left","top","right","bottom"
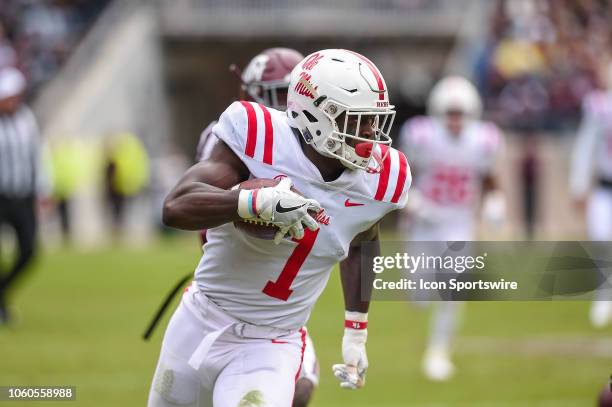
{"left": 272, "top": 174, "right": 329, "bottom": 225}
{"left": 314, "top": 208, "right": 330, "bottom": 226}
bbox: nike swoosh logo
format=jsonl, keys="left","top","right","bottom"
{"left": 276, "top": 201, "right": 306, "bottom": 213}
{"left": 345, "top": 199, "right": 365, "bottom": 207}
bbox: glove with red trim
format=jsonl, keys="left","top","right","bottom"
{"left": 332, "top": 311, "right": 368, "bottom": 390}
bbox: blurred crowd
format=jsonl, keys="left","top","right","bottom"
{"left": 476, "top": 0, "right": 612, "bottom": 131}
{"left": 0, "top": 0, "right": 110, "bottom": 96}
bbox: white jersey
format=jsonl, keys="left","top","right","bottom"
{"left": 398, "top": 116, "right": 503, "bottom": 226}
{"left": 570, "top": 90, "right": 612, "bottom": 198}
{"left": 194, "top": 101, "right": 411, "bottom": 330}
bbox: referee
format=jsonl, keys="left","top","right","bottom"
{"left": 0, "top": 67, "right": 44, "bottom": 325}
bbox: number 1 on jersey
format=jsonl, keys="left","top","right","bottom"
{"left": 262, "top": 228, "right": 320, "bottom": 301}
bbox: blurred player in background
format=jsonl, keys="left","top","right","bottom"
{"left": 103, "top": 131, "right": 150, "bottom": 240}
{"left": 195, "top": 47, "right": 307, "bottom": 164}
{"left": 570, "top": 59, "right": 612, "bottom": 328}
{"left": 398, "top": 76, "right": 505, "bottom": 381}
{"left": 0, "top": 67, "right": 47, "bottom": 324}
{"left": 194, "top": 47, "right": 319, "bottom": 407}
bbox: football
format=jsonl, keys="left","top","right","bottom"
{"left": 233, "top": 178, "right": 313, "bottom": 240}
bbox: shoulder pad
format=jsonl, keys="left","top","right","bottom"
{"left": 478, "top": 121, "right": 504, "bottom": 153}
{"left": 401, "top": 116, "right": 437, "bottom": 147}
{"left": 372, "top": 145, "right": 412, "bottom": 207}
{"left": 213, "top": 100, "right": 277, "bottom": 165}
{"left": 196, "top": 121, "right": 217, "bottom": 161}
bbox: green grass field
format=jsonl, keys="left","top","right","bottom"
{"left": 1, "top": 235, "right": 610, "bottom": 406}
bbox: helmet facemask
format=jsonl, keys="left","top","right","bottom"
{"left": 244, "top": 79, "right": 290, "bottom": 111}
{"left": 314, "top": 99, "right": 395, "bottom": 173}
{"left": 234, "top": 47, "right": 305, "bottom": 111}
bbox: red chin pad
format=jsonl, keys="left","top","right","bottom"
{"left": 355, "top": 142, "right": 385, "bottom": 174}
{"left": 355, "top": 142, "right": 373, "bottom": 158}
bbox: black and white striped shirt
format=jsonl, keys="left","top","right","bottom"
{"left": 0, "top": 106, "right": 41, "bottom": 198}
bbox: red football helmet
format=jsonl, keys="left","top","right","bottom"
{"left": 234, "top": 47, "right": 304, "bottom": 110}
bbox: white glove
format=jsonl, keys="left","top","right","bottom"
{"left": 482, "top": 190, "right": 506, "bottom": 228}
{"left": 237, "top": 177, "right": 321, "bottom": 244}
{"left": 333, "top": 311, "right": 368, "bottom": 390}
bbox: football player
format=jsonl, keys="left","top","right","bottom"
{"left": 398, "top": 76, "right": 505, "bottom": 381}
{"left": 195, "top": 48, "right": 306, "bottom": 167}
{"left": 570, "top": 60, "right": 612, "bottom": 328}
{"left": 194, "top": 47, "right": 319, "bottom": 407}
{"left": 148, "top": 49, "right": 411, "bottom": 407}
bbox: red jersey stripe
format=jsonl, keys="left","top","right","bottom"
{"left": 259, "top": 103, "right": 274, "bottom": 165}
{"left": 294, "top": 327, "right": 307, "bottom": 383}
{"left": 240, "top": 101, "right": 257, "bottom": 158}
{"left": 391, "top": 151, "right": 408, "bottom": 204}
{"left": 374, "top": 145, "right": 391, "bottom": 201}
{"left": 346, "top": 50, "right": 385, "bottom": 101}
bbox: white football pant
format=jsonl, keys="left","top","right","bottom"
{"left": 409, "top": 217, "right": 471, "bottom": 380}
{"left": 587, "top": 188, "right": 612, "bottom": 241}
{"left": 587, "top": 187, "right": 612, "bottom": 325}
{"left": 148, "top": 284, "right": 305, "bottom": 407}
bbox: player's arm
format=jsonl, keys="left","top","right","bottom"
{"left": 333, "top": 222, "right": 379, "bottom": 390}
{"left": 340, "top": 222, "right": 380, "bottom": 312}
{"left": 570, "top": 108, "right": 599, "bottom": 212}
{"left": 163, "top": 137, "right": 321, "bottom": 241}
{"left": 482, "top": 173, "right": 497, "bottom": 193}
{"left": 480, "top": 172, "right": 505, "bottom": 227}
{"left": 162, "top": 138, "right": 250, "bottom": 230}
{"left": 480, "top": 124, "right": 506, "bottom": 227}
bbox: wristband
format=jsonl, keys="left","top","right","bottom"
{"left": 345, "top": 311, "right": 368, "bottom": 330}
{"left": 237, "top": 189, "right": 259, "bottom": 219}
{"left": 345, "top": 320, "right": 368, "bottom": 330}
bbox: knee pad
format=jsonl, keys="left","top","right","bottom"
{"left": 237, "top": 390, "right": 267, "bottom": 407}
{"left": 153, "top": 365, "right": 199, "bottom": 405}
